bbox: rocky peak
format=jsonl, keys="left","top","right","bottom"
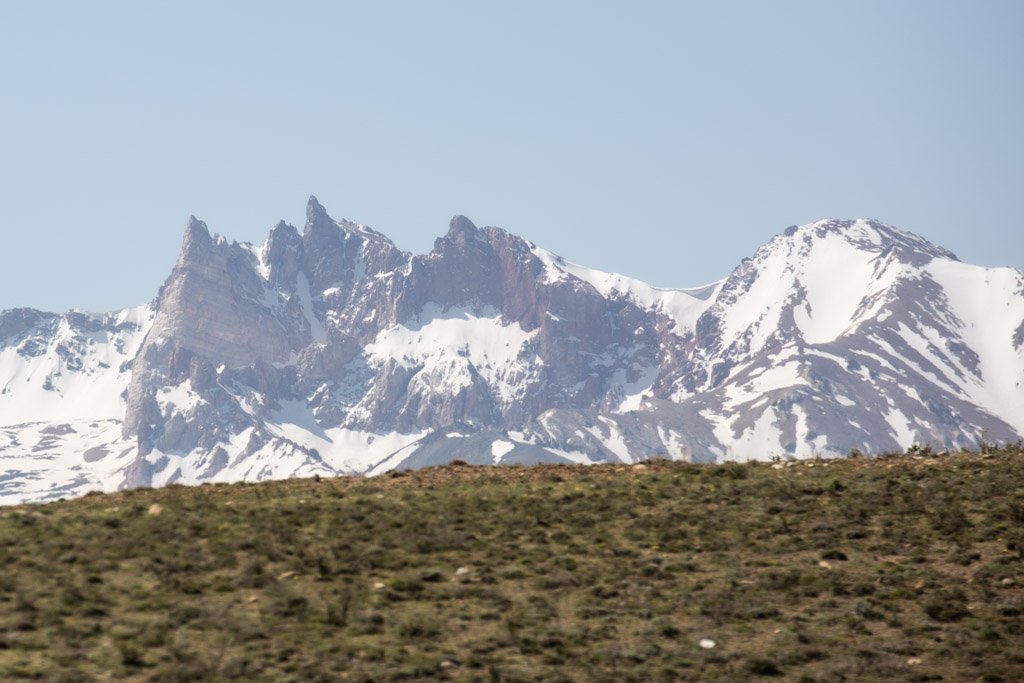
{"left": 305, "top": 195, "right": 330, "bottom": 224}
{"left": 869, "top": 220, "right": 959, "bottom": 263}
{"left": 433, "top": 215, "right": 487, "bottom": 253}
{"left": 303, "top": 195, "right": 346, "bottom": 251}
{"left": 301, "top": 197, "right": 352, "bottom": 292}
{"left": 774, "top": 218, "right": 958, "bottom": 265}
{"left": 271, "top": 219, "right": 299, "bottom": 239}
{"left": 180, "top": 216, "right": 213, "bottom": 261}
{"left": 404, "top": 215, "right": 501, "bottom": 311}
{"left": 0, "top": 308, "right": 56, "bottom": 344}
{"left": 264, "top": 221, "right": 304, "bottom": 287}
{"left": 448, "top": 214, "right": 479, "bottom": 237}
{"left": 683, "top": 219, "right": 931, "bottom": 377}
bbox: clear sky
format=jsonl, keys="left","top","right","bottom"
{"left": 1, "top": 1, "right": 1022, "bottom": 313}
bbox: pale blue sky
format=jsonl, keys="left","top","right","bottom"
{"left": 1, "top": 1, "right": 1022, "bottom": 312}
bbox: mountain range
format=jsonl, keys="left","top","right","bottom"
{"left": 2, "top": 197, "right": 1022, "bottom": 504}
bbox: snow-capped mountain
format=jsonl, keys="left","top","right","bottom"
{"left": 2, "top": 198, "right": 1022, "bottom": 503}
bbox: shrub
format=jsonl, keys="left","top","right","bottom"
{"left": 745, "top": 658, "right": 783, "bottom": 676}
{"left": 924, "top": 589, "right": 970, "bottom": 622}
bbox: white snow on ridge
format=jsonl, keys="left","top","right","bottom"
{"left": 540, "top": 446, "right": 596, "bottom": 465}
{"left": 722, "top": 355, "right": 805, "bottom": 409}
{"left": 144, "top": 426, "right": 342, "bottom": 490}
{"left": 719, "top": 220, "right": 914, "bottom": 352}
{"left": 612, "top": 365, "right": 658, "bottom": 412}
{"left": 657, "top": 427, "right": 692, "bottom": 461}
{"left": 710, "top": 408, "right": 784, "bottom": 462}
{"left": 246, "top": 241, "right": 272, "bottom": 281}
{"left": 0, "top": 419, "right": 138, "bottom": 504}
{"left": 884, "top": 407, "right": 916, "bottom": 449}
{"left": 926, "top": 260, "right": 1024, "bottom": 434}
{"left": 365, "top": 304, "right": 538, "bottom": 403}
{"left": 0, "top": 306, "right": 153, "bottom": 426}
{"left": 529, "top": 245, "right": 722, "bottom": 333}
{"left": 139, "top": 419, "right": 430, "bottom": 489}
{"left": 594, "top": 416, "right": 633, "bottom": 463}
{"left": 366, "top": 437, "right": 430, "bottom": 477}
{"left": 715, "top": 245, "right": 790, "bottom": 354}
{"left": 296, "top": 273, "right": 328, "bottom": 344}
{"left": 793, "top": 230, "right": 890, "bottom": 344}
{"left": 367, "top": 304, "right": 534, "bottom": 369}
{"left": 265, "top": 399, "right": 429, "bottom": 473}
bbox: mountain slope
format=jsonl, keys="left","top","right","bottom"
{"left": 650, "top": 218, "right": 1024, "bottom": 462}
{"left": 1, "top": 202, "right": 1021, "bottom": 503}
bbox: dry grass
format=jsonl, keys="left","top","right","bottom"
{"left": 1, "top": 447, "right": 1023, "bottom": 681}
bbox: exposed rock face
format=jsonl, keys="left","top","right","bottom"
{"left": 2, "top": 201, "right": 1022, "bottom": 504}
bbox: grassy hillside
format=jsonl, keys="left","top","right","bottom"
{"left": 1, "top": 449, "right": 1023, "bottom": 681}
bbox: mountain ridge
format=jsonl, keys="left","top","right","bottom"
{"left": 2, "top": 199, "right": 1022, "bottom": 504}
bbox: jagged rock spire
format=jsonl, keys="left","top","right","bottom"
{"left": 448, "top": 215, "right": 479, "bottom": 237}
{"left": 179, "top": 216, "right": 213, "bottom": 262}
{"left": 306, "top": 195, "right": 329, "bottom": 223}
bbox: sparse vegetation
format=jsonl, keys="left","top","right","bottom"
{"left": 1, "top": 447, "right": 1023, "bottom": 681}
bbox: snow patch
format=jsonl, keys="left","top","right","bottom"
{"left": 884, "top": 408, "right": 916, "bottom": 449}
{"left": 365, "top": 305, "right": 538, "bottom": 405}
{"left": 490, "top": 440, "right": 515, "bottom": 463}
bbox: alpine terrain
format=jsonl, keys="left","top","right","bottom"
{"left": 2, "top": 197, "right": 1022, "bottom": 503}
